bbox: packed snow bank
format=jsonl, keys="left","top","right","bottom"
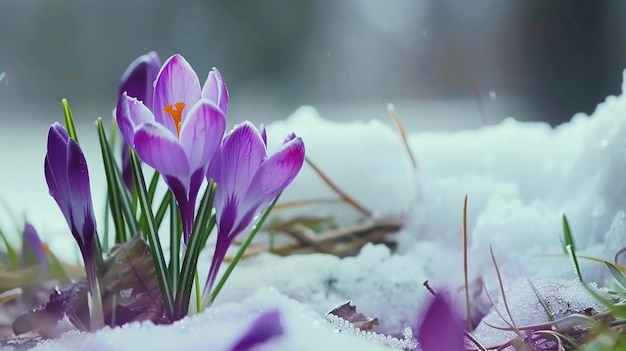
{"left": 6, "top": 71, "right": 626, "bottom": 350}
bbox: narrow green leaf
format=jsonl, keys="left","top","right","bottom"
{"left": 155, "top": 191, "right": 173, "bottom": 230}
{"left": 606, "top": 261, "right": 626, "bottom": 289}
{"left": 175, "top": 182, "right": 216, "bottom": 319}
{"left": 101, "top": 122, "right": 118, "bottom": 253}
{"left": 209, "top": 193, "right": 282, "bottom": 304}
{"left": 527, "top": 278, "right": 554, "bottom": 321}
{"left": 583, "top": 283, "right": 626, "bottom": 318}
{"left": 566, "top": 244, "right": 583, "bottom": 283}
{"left": 96, "top": 118, "right": 127, "bottom": 243}
{"left": 95, "top": 118, "right": 138, "bottom": 242}
{"left": 148, "top": 170, "right": 161, "bottom": 203}
{"left": 169, "top": 194, "right": 180, "bottom": 292}
{"left": 562, "top": 214, "right": 576, "bottom": 250}
{"left": 129, "top": 150, "right": 175, "bottom": 320}
{"left": 61, "top": 99, "right": 78, "bottom": 142}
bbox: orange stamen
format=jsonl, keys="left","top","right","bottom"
{"left": 163, "top": 102, "right": 186, "bottom": 137}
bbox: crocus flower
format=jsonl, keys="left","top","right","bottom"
{"left": 20, "top": 221, "right": 48, "bottom": 276}
{"left": 117, "top": 51, "right": 162, "bottom": 191}
{"left": 116, "top": 54, "right": 228, "bottom": 240}
{"left": 228, "top": 309, "right": 284, "bottom": 351}
{"left": 44, "top": 123, "right": 97, "bottom": 259}
{"left": 416, "top": 292, "right": 465, "bottom": 351}
{"left": 204, "top": 122, "right": 305, "bottom": 297}
{"left": 44, "top": 123, "right": 103, "bottom": 329}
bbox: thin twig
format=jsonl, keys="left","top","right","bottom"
{"left": 305, "top": 157, "right": 372, "bottom": 217}
{"left": 386, "top": 103, "right": 418, "bottom": 170}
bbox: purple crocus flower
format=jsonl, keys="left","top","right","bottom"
{"left": 116, "top": 54, "right": 228, "bottom": 240}
{"left": 229, "top": 309, "right": 284, "bottom": 351}
{"left": 44, "top": 123, "right": 97, "bottom": 259}
{"left": 117, "top": 51, "right": 162, "bottom": 191}
{"left": 204, "top": 122, "right": 305, "bottom": 297}
{"left": 44, "top": 123, "right": 103, "bottom": 329}
{"left": 417, "top": 293, "right": 465, "bottom": 351}
{"left": 20, "top": 221, "right": 48, "bottom": 275}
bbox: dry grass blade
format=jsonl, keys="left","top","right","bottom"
{"left": 272, "top": 198, "right": 342, "bottom": 210}
{"left": 229, "top": 217, "right": 403, "bottom": 260}
{"left": 0, "top": 288, "right": 22, "bottom": 304}
{"left": 490, "top": 245, "right": 518, "bottom": 332}
{"left": 305, "top": 157, "right": 371, "bottom": 217}
{"left": 386, "top": 103, "right": 417, "bottom": 170}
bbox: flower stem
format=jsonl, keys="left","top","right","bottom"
{"left": 84, "top": 260, "right": 104, "bottom": 331}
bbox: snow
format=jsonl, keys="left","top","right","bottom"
{"left": 4, "top": 70, "right": 626, "bottom": 349}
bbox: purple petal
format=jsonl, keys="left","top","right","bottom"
{"left": 133, "top": 122, "right": 190, "bottom": 181}
{"left": 179, "top": 100, "right": 226, "bottom": 172}
{"left": 201, "top": 67, "right": 229, "bottom": 115}
{"left": 229, "top": 309, "right": 284, "bottom": 351}
{"left": 118, "top": 51, "right": 161, "bottom": 110}
{"left": 116, "top": 93, "right": 155, "bottom": 147}
{"left": 207, "top": 122, "right": 266, "bottom": 237}
{"left": 66, "top": 138, "right": 96, "bottom": 250}
{"left": 21, "top": 222, "right": 48, "bottom": 275}
{"left": 243, "top": 136, "right": 305, "bottom": 212}
{"left": 153, "top": 54, "right": 201, "bottom": 135}
{"left": 417, "top": 293, "right": 465, "bottom": 351}
{"left": 208, "top": 122, "right": 266, "bottom": 198}
{"left": 45, "top": 124, "right": 71, "bottom": 221}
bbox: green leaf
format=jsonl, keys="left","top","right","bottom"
{"left": 563, "top": 215, "right": 583, "bottom": 283}
{"left": 583, "top": 283, "right": 626, "bottom": 319}
{"left": 0, "top": 225, "right": 19, "bottom": 268}
{"left": 95, "top": 118, "right": 138, "bottom": 243}
{"left": 209, "top": 193, "right": 282, "bottom": 305}
{"left": 174, "top": 182, "right": 216, "bottom": 319}
{"left": 169, "top": 194, "right": 180, "bottom": 292}
{"left": 562, "top": 214, "right": 576, "bottom": 250}
{"left": 61, "top": 99, "right": 78, "bottom": 142}
{"left": 129, "top": 150, "right": 174, "bottom": 320}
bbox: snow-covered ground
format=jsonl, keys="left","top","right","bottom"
{"left": 3, "top": 71, "right": 626, "bottom": 349}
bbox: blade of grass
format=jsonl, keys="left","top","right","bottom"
{"left": 209, "top": 193, "right": 282, "bottom": 304}
{"left": 129, "top": 150, "right": 174, "bottom": 320}
{"left": 562, "top": 215, "right": 583, "bottom": 283}
{"left": 490, "top": 246, "right": 518, "bottom": 332}
{"left": 175, "top": 182, "right": 216, "bottom": 319}
{"left": 147, "top": 170, "right": 161, "bottom": 203}
{"left": 527, "top": 278, "right": 554, "bottom": 321}
{"left": 386, "top": 103, "right": 418, "bottom": 170}
{"left": 61, "top": 99, "right": 78, "bottom": 142}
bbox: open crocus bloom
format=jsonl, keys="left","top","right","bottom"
{"left": 116, "top": 54, "right": 227, "bottom": 240}
{"left": 204, "top": 122, "right": 305, "bottom": 297}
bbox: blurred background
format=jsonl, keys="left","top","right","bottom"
{"left": 1, "top": 0, "right": 625, "bottom": 130}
